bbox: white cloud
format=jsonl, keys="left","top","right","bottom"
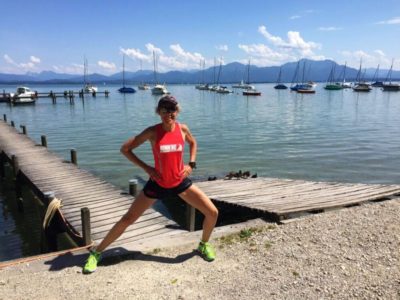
{"left": 3, "top": 54, "right": 40, "bottom": 72}
{"left": 98, "top": 60, "right": 116, "bottom": 70}
{"left": 4, "top": 54, "right": 15, "bottom": 64}
{"left": 52, "top": 64, "right": 83, "bottom": 74}
{"left": 121, "top": 44, "right": 205, "bottom": 71}
{"left": 215, "top": 45, "right": 228, "bottom": 51}
{"left": 238, "top": 25, "right": 324, "bottom": 66}
{"left": 338, "top": 49, "right": 391, "bottom": 68}
{"left": 257, "top": 26, "right": 321, "bottom": 56}
{"left": 376, "top": 17, "right": 400, "bottom": 25}
{"left": 318, "top": 27, "right": 343, "bottom": 31}
{"left": 30, "top": 56, "right": 41, "bottom": 63}
{"left": 289, "top": 15, "right": 301, "bottom": 20}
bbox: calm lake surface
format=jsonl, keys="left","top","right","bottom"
{"left": 1, "top": 83, "right": 400, "bottom": 260}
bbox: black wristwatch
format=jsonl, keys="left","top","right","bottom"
{"left": 188, "top": 161, "right": 197, "bottom": 169}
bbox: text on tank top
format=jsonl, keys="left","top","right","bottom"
{"left": 152, "top": 122, "right": 185, "bottom": 188}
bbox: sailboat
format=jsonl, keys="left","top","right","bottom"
{"left": 274, "top": 67, "right": 288, "bottom": 89}
{"left": 151, "top": 52, "right": 169, "bottom": 95}
{"left": 296, "top": 61, "right": 315, "bottom": 94}
{"left": 138, "top": 59, "right": 150, "bottom": 90}
{"left": 382, "top": 59, "right": 400, "bottom": 91}
{"left": 83, "top": 57, "right": 98, "bottom": 93}
{"left": 353, "top": 60, "right": 372, "bottom": 92}
{"left": 118, "top": 55, "right": 136, "bottom": 93}
{"left": 242, "top": 59, "right": 261, "bottom": 96}
{"left": 371, "top": 64, "right": 384, "bottom": 87}
{"left": 338, "top": 62, "right": 351, "bottom": 88}
{"left": 324, "top": 62, "right": 342, "bottom": 90}
{"left": 195, "top": 59, "right": 209, "bottom": 90}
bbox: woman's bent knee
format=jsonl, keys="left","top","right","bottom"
{"left": 208, "top": 205, "right": 219, "bottom": 220}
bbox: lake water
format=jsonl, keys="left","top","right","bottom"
{"left": 1, "top": 83, "right": 400, "bottom": 260}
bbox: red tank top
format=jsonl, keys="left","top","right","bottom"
{"left": 152, "top": 122, "right": 185, "bottom": 188}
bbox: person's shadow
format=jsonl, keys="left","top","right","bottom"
{"left": 44, "top": 247, "right": 198, "bottom": 272}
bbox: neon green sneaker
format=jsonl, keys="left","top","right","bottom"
{"left": 197, "top": 241, "right": 216, "bottom": 262}
{"left": 83, "top": 250, "right": 101, "bottom": 274}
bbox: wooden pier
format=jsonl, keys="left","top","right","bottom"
{"left": 0, "top": 119, "right": 185, "bottom": 249}
{"left": 196, "top": 177, "right": 400, "bottom": 221}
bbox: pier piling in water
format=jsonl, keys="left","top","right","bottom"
{"left": 11, "top": 154, "right": 19, "bottom": 178}
{"left": 3, "top": 114, "right": 6, "bottom": 122}
{"left": 11, "top": 121, "right": 15, "bottom": 127}
{"left": 81, "top": 207, "right": 92, "bottom": 246}
{"left": 70, "top": 149, "right": 77, "bottom": 165}
{"left": 186, "top": 204, "right": 196, "bottom": 232}
{"left": 41, "top": 135, "right": 47, "bottom": 148}
{"left": 20, "top": 125, "right": 27, "bottom": 135}
{"left": 129, "top": 179, "right": 138, "bottom": 196}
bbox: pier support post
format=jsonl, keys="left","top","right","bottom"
{"left": 0, "top": 153, "right": 5, "bottom": 179}
{"left": 186, "top": 204, "right": 196, "bottom": 232}
{"left": 105, "top": 90, "right": 109, "bottom": 97}
{"left": 20, "top": 125, "right": 27, "bottom": 135}
{"left": 92, "top": 91, "right": 96, "bottom": 97}
{"left": 11, "top": 155, "right": 23, "bottom": 212}
{"left": 129, "top": 179, "right": 138, "bottom": 196}
{"left": 81, "top": 207, "right": 92, "bottom": 246}
{"left": 11, "top": 154, "right": 19, "bottom": 178}
{"left": 11, "top": 121, "right": 15, "bottom": 127}
{"left": 41, "top": 135, "right": 48, "bottom": 148}
{"left": 70, "top": 149, "right": 77, "bottom": 165}
{"left": 15, "top": 173, "right": 24, "bottom": 212}
{"left": 3, "top": 114, "right": 6, "bottom": 122}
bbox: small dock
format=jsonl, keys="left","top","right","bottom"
{"left": 0, "top": 119, "right": 184, "bottom": 249}
{"left": 1, "top": 89, "right": 110, "bottom": 104}
{"left": 196, "top": 178, "right": 400, "bottom": 221}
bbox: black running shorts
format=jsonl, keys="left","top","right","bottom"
{"left": 143, "top": 177, "right": 192, "bottom": 199}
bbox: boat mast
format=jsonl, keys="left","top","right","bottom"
{"left": 122, "top": 54, "right": 125, "bottom": 87}
{"left": 372, "top": 64, "right": 380, "bottom": 82}
{"left": 384, "top": 59, "right": 394, "bottom": 84}
{"left": 153, "top": 51, "right": 158, "bottom": 84}
{"left": 246, "top": 59, "right": 251, "bottom": 85}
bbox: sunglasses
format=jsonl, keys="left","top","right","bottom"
{"left": 160, "top": 107, "right": 177, "bottom": 114}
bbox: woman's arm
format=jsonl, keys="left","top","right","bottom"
{"left": 181, "top": 124, "right": 197, "bottom": 177}
{"left": 120, "top": 126, "right": 160, "bottom": 179}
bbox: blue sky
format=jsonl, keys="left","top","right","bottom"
{"left": 1, "top": 0, "right": 400, "bottom": 74}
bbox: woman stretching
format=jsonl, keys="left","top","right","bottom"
{"left": 83, "top": 95, "right": 218, "bottom": 274}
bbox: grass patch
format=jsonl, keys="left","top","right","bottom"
{"left": 264, "top": 241, "right": 273, "bottom": 250}
{"left": 218, "top": 226, "right": 264, "bottom": 246}
{"left": 151, "top": 248, "right": 162, "bottom": 254}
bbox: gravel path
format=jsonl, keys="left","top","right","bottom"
{"left": 1, "top": 200, "right": 399, "bottom": 300}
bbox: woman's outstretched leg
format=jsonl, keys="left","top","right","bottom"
{"left": 83, "top": 191, "right": 155, "bottom": 273}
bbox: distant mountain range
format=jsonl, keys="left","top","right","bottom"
{"left": 1, "top": 59, "right": 399, "bottom": 84}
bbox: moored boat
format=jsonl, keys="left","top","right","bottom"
{"left": 274, "top": 67, "right": 288, "bottom": 89}
{"left": 381, "top": 59, "right": 400, "bottom": 92}
{"left": 324, "top": 62, "right": 342, "bottom": 90}
{"left": 118, "top": 54, "right": 136, "bottom": 93}
{"left": 12, "top": 87, "right": 37, "bottom": 104}
{"left": 353, "top": 83, "right": 372, "bottom": 92}
{"left": 243, "top": 88, "right": 261, "bottom": 96}
{"left": 138, "top": 83, "right": 150, "bottom": 90}
{"left": 151, "top": 84, "right": 169, "bottom": 95}
{"left": 242, "top": 59, "right": 261, "bottom": 96}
